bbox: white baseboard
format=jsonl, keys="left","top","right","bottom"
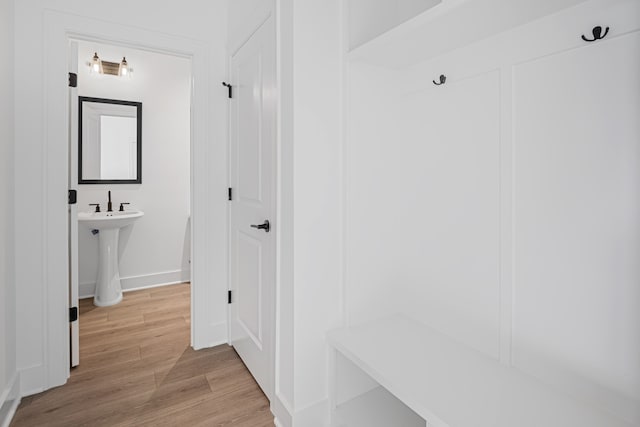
{"left": 208, "top": 321, "right": 229, "bottom": 347}
{"left": 18, "top": 364, "right": 47, "bottom": 398}
{"left": 0, "top": 372, "right": 21, "bottom": 427}
{"left": 193, "top": 321, "right": 228, "bottom": 351}
{"left": 272, "top": 397, "right": 329, "bottom": 427}
{"left": 79, "top": 269, "right": 190, "bottom": 299}
{"left": 294, "top": 398, "right": 329, "bottom": 427}
{"left": 272, "top": 393, "right": 293, "bottom": 427}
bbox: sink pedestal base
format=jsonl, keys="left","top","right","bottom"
{"left": 94, "top": 228, "right": 124, "bottom": 307}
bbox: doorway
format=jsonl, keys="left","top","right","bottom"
{"left": 43, "top": 11, "right": 230, "bottom": 392}
{"left": 69, "top": 40, "right": 192, "bottom": 366}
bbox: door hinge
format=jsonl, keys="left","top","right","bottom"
{"left": 69, "top": 306, "right": 78, "bottom": 322}
{"left": 68, "top": 72, "right": 77, "bottom": 88}
{"left": 68, "top": 189, "right": 77, "bottom": 204}
{"left": 228, "top": 290, "right": 232, "bottom": 304}
{"left": 222, "top": 82, "right": 232, "bottom": 99}
{"left": 228, "top": 187, "right": 233, "bottom": 201}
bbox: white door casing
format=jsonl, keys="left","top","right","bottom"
{"left": 68, "top": 40, "right": 79, "bottom": 367}
{"left": 229, "top": 16, "right": 277, "bottom": 400}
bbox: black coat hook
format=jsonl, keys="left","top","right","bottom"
{"left": 433, "top": 74, "right": 446, "bottom": 86}
{"left": 581, "top": 26, "right": 609, "bottom": 42}
{"left": 222, "top": 82, "right": 232, "bottom": 99}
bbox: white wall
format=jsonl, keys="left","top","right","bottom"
{"left": 14, "top": 0, "right": 228, "bottom": 395}
{"left": 76, "top": 41, "right": 191, "bottom": 297}
{"left": 348, "top": 65, "right": 502, "bottom": 358}
{"left": 290, "top": 1, "right": 343, "bottom": 420}
{"left": 344, "top": 62, "right": 405, "bottom": 328}
{"left": 346, "top": 0, "right": 640, "bottom": 423}
{"left": 0, "top": 0, "right": 18, "bottom": 421}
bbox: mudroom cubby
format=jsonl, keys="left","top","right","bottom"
{"left": 330, "top": 0, "right": 640, "bottom": 425}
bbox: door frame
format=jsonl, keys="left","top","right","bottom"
{"left": 42, "top": 11, "right": 229, "bottom": 389}
{"left": 68, "top": 40, "right": 79, "bottom": 368}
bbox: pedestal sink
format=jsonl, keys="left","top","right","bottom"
{"left": 78, "top": 210, "right": 144, "bottom": 306}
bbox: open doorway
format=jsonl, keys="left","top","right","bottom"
{"left": 38, "top": 11, "right": 229, "bottom": 391}
{"left": 69, "top": 40, "right": 192, "bottom": 367}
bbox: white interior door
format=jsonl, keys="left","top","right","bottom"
{"left": 229, "top": 16, "right": 276, "bottom": 399}
{"left": 68, "top": 40, "right": 79, "bottom": 367}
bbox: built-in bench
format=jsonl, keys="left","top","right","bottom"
{"left": 327, "top": 315, "right": 633, "bottom": 427}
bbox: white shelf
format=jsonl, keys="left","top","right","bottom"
{"left": 335, "top": 386, "right": 425, "bottom": 427}
{"left": 348, "top": 0, "right": 588, "bottom": 68}
{"left": 328, "top": 315, "right": 634, "bottom": 427}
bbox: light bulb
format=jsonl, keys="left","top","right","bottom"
{"left": 119, "top": 57, "right": 129, "bottom": 77}
{"left": 90, "top": 52, "right": 102, "bottom": 74}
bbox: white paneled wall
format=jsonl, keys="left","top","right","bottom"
{"left": 512, "top": 30, "right": 640, "bottom": 417}
{"left": 395, "top": 70, "right": 501, "bottom": 359}
{"left": 345, "top": 63, "right": 402, "bottom": 326}
{"left": 346, "top": 0, "right": 640, "bottom": 423}
{"left": 347, "top": 68, "right": 502, "bottom": 358}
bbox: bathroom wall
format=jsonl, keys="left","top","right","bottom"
{"left": 0, "top": 0, "right": 18, "bottom": 421}
{"left": 75, "top": 41, "right": 191, "bottom": 297}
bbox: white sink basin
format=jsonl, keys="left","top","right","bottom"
{"left": 78, "top": 210, "right": 144, "bottom": 230}
{"left": 78, "top": 209, "right": 144, "bottom": 306}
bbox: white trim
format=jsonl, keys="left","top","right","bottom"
{"left": 293, "top": 398, "right": 330, "bottom": 427}
{"left": 338, "top": 0, "right": 349, "bottom": 330}
{"left": 274, "top": 0, "right": 296, "bottom": 415}
{"left": 78, "top": 270, "right": 190, "bottom": 299}
{"left": 196, "top": 322, "right": 229, "bottom": 350}
{"left": 42, "top": 10, "right": 228, "bottom": 393}
{"left": 498, "top": 64, "right": 514, "bottom": 365}
{"left": 0, "top": 372, "right": 20, "bottom": 427}
{"left": 18, "top": 365, "right": 46, "bottom": 398}
{"left": 270, "top": 396, "right": 329, "bottom": 427}
{"left": 271, "top": 393, "right": 293, "bottom": 427}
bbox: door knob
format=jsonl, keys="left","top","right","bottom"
{"left": 250, "top": 220, "right": 270, "bottom": 233}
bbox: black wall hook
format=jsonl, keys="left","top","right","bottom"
{"left": 222, "top": 82, "right": 232, "bottom": 98}
{"left": 581, "top": 26, "right": 609, "bottom": 42}
{"left": 433, "top": 74, "right": 446, "bottom": 86}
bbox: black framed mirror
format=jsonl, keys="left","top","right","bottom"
{"left": 79, "top": 97, "right": 142, "bottom": 184}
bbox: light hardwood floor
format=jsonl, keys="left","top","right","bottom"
{"left": 11, "top": 283, "right": 274, "bottom": 427}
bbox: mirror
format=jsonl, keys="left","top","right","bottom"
{"left": 79, "top": 97, "right": 142, "bottom": 184}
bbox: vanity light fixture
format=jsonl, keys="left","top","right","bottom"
{"left": 89, "top": 52, "right": 132, "bottom": 78}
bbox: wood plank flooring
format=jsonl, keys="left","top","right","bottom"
{"left": 11, "top": 283, "right": 274, "bottom": 427}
